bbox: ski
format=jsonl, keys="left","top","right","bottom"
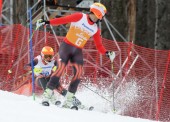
{"left": 42, "top": 101, "right": 50, "bottom": 106}
{"left": 70, "top": 106, "right": 78, "bottom": 110}
{"left": 41, "top": 100, "right": 61, "bottom": 106}
{"left": 64, "top": 104, "right": 94, "bottom": 111}
{"left": 41, "top": 100, "right": 94, "bottom": 111}
{"left": 54, "top": 100, "right": 94, "bottom": 111}
{"left": 55, "top": 101, "right": 62, "bottom": 106}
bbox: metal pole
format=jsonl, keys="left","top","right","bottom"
{"left": 0, "top": 0, "right": 2, "bottom": 24}
{"left": 154, "top": 0, "right": 159, "bottom": 120}
{"left": 44, "top": 12, "right": 60, "bottom": 46}
{"left": 114, "top": 55, "right": 139, "bottom": 96}
{"left": 10, "top": 0, "right": 13, "bottom": 24}
{"left": 43, "top": 0, "right": 47, "bottom": 44}
{"left": 26, "top": 0, "right": 29, "bottom": 24}
{"left": 29, "top": 8, "right": 35, "bottom": 100}
{"left": 103, "top": 17, "right": 123, "bottom": 79}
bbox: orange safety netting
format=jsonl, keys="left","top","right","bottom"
{"left": 0, "top": 24, "right": 169, "bottom": 121}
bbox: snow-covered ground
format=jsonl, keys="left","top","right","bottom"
{"left": 0, "top": 90, "right": 155, "bottom": 122}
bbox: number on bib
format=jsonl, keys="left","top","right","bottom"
{"left": 75, "top": 38, "right": 84, "bottom": 46}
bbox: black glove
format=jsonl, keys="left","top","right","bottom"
{"left": 105, "top": 51, "right": 116, "bottom": 62}
{"left": 43, "top": 20, "right": 50, "bottom": 24}
{"left": 105, "top": 51, "right": 111, "bottom": 58}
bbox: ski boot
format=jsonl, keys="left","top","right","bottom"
{"left": 42, "top": 88, "right": 59, "bottom": 106}
{"left": 62, "top": 92, "right": 81, "bottom": 110}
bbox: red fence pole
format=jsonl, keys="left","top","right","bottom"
{"left": 156, "top": 51, "right": 170, "bottom": 121}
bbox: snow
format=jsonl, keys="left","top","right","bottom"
{"left": 0, "top": 90, "right": 155, "bottom": 122}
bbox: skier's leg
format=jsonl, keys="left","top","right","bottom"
{"left": 42, "top": 61, "right": 67, "bottom": 103}
{"left": 46, "top": 61, "right": 66, "bottom": 90}
{"left": 37, "top": 77, "right": 48, "bottom": 91}
{"left": 63, "top": 63, "right": 83, "bottom": 108}
{"left": 36, "top": 77, "right": 58, "bottom": 104}
{"left": 63, "top": 48, "right": 83, "bottom": 108}
{"left": 68, "top": 47, "right": 83, "bottom": 94}
{"left": 68, "top": 63, "right": 83, "bottom": 93}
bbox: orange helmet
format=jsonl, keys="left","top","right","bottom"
{"left": 41, "top": 46, "right": 54, "bottom": 59}
{"left": 90, "top": 2, "right": 107, "bottom": 20}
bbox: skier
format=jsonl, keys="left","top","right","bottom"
{"left": 24, "top": 46, "right": 61, "bottom": 103}
{"left": 36, "top": 2, "right": 115, "bottom": 108}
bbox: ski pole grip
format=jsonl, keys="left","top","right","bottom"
{"left": 109, "top": 51, "right": 116, "bottom": 63}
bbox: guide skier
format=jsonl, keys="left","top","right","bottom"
{"left": 36, "top": 2, "right": 115, "bottom": 108}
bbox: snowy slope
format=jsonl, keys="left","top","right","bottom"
{"left": 0, "top": 90, "right": 155, "bottom": 122}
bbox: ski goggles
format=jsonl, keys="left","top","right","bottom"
{"left": 44, "top": 55, "right": 53, "bottom": 59}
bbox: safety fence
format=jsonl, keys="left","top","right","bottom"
{"left": 0, "top": 24, "right": 169, "bottom": 121}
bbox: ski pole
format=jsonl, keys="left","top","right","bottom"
{"left": 28, "top": 20, "right": 40, "bottom": 42}
{"left": 80, "top": 82, "right": 111, "bottom": 103}
{"left": 18, "top": 71, "right": 32, "bottom": 79}
{"left": 108, "top": 51, "right": 116, "bottom": 112}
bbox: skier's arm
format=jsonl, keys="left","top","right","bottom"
{"left": 48, "top": 13, "right": 83, "bottom": 25}
{"left": 52, "top": 60, "right": 58, "bottom": 72}
{"left": 24, "top": 58, "right": 38, "bottom": 71}
{"left": 54, "top": 60, "right": 57, "bottom": 66}
{"left": 93, "top": 29, "right": 107, "bottom": 55}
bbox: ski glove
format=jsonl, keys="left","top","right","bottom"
{"left": 106, "top": 51, "right": 116, "bottom": 62}
{"left": 36, "top": 19, "right": 50, "bottom": 29}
